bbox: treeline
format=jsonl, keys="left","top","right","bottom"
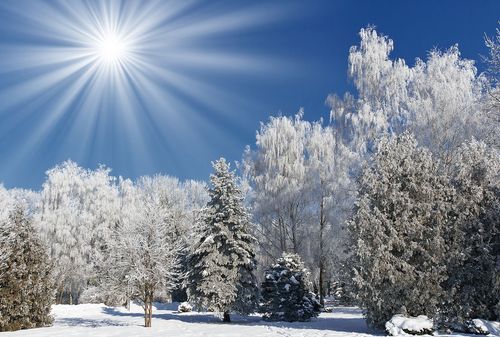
{"left": 0, "top": 26, "right": 499, "bottom": 331}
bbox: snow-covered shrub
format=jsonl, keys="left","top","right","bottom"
{"left": 178, "top": 302, "right": 192, "bottom": 313}
{"left": 0, "top": 205, "right": 55, "bottom": 331}
{"left": 444, "top": 318, "right": 499, "bottom": 335}
{"left": 465, "top": 319, "right": 490, "bottom": 335}
{"left": 260, "top": 253, "right": 321, "bottom": 322}
{"left": 385, "top": 314, "right": 434, "bottom": 336}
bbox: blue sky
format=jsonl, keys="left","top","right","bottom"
{"left": 0, "top": 0, "right": 498, "bottom": 190}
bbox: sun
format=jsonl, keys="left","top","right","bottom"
{"left": 94, "top": 31, "right": 129, "bottom": 66}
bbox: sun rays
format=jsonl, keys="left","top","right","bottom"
{"left": 0, "top": 0, "right": 289, "bottom": 182}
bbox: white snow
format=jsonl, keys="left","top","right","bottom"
{"left": 471, "top": 319, "right": 489, "bottom": 335}
{"left": 385, "top": 314, "right": 433, "bottom": 336}
{"left": 470, "top": 319, "right": 500, "bottom": 335}
{"left": 0, "top": 304, "right": 374, "bottom": 337}
{"left": 0, "top": 304, "right": 493, "bottom": 337}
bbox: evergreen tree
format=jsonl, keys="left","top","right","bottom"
{"left": 260, "top": 253, "right": 320, "bottom": 322}
{"left": 445, "top": 140, "right": 500, "bottom": 322}
{"left": 0, "top": 205, "right": 54, "bottom": 331}
{"left": 349, "top": 132, "right": 453, "bottom": 328}
{"left": 186, "top": 158, "right": 258, "bottom": 322}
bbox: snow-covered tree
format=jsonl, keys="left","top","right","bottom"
{"left": 0, "top": 184, "right": 14, "bottom": 221}
{"left": 408, "top": 46, "right": 486, "bottom": 167}
{"left": 306, "top": 121, "right": 356, "bottom": 304}
{"left": 103, "top": 176, "right": 181, "bottom": 327}
{"left": 243, "top": 111, "right": 311, "bottom": 262}
{"left": 0, "top": 204, "right": 54, "bottom": 331}
{"left": 259, "top": 253, "right": 320, "bottom": 322}
{"left": 347, "top": 26, "right": 411, "bottom": 142}
{"left": 37, "top": 161, "right": 120, "bottom": 304}
{"left": 187, "top": 158, "right": 258, "bottom": 322}
{"left": 444, "top": 140, "right": 500, "bottom": 322}
{"left": 243, "top": 110, "right": 358, "bottom": 300}
{"left": 169, "top": 179, "right": 209, "bottom": 302}
{"left": 243, "top": 112, "right": 357, "bottom": 302}
{"left": 332, "top": 27, "right": 488, "bottom": 164}
{"left": 483, "top": 25, "right": 500, "bottom": 149}
{"left": 349, "top": 132, "right": 453, "bottom": 328}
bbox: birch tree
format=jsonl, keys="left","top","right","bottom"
{"left": 104, "top": 176, "right": 180, "bottom": 327}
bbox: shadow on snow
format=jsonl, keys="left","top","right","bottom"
{"left": 57, "top": 317, "right": 129, "bottom": 328}
{"left": 100, "top": 305, "right": 382, "bottom": 335}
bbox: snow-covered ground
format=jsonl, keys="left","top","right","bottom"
{"left": 0, "top": 303, "right": 498, "bottom": 337}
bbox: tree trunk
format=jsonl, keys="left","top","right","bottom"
{"left": 144, "top": 300, "right": 151, "bottom": 327}
{"left": 223, "top": 311, "right": 231, "bottom": 322}
{"left": 278, "top": 217, "right": 286, "bottom": 252}
{"left": 58, "top": 287, "right": 64, "bottom": 304}
{"left": 319, "top": 263, "right": 325, "bottom": 306}
{"left": 319, "top": 195, "right": 326, "bottom": 306}
{"left": 143, "top": 286, "right": 153, "bottom": 327}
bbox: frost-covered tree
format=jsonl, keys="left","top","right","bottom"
{"left": 483, "top": 25, "right": 500, "bottom": 148}
{"left": 408, "top": 46, "right": 486, "bottom": 167}
{"left": 243, "top": 111, "right": 311, "bottom": 261}
{"left": 0, "top": 184, "right": 14, "bottom": 221}
{"left": 349, "top": 132, "right": 453, "bottom": 328}
{"left": 332, "top": 27, "right": 487, "bottom": 164}
{"left": 37, "top": 161, "right": 120, "bottom": 304}
{"left": 0, "top": 204, "right": 54, "bottom": 331}
{"left": 444, "top": 140, "right": 500, "bottom": 322}
{"left": 187, "top": 158, "right": 258, "bottom": 322}
{"left": 260, "top": 253, "right": 320, "bottom": 322}
{"left": 243, "top": 112, "right": 356, "bottom": 302}
{"left": 306, "top": 121, "right": 355, "bottom": 304}
{"left": 347, "top": 26, "right": 411, "bottom": 142}
{"left": 103, "top": 176, "right": 181, "bottom": 327}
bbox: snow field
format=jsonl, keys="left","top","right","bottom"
{"left": 2, "top": 303, "right": 498, "bottom": 337}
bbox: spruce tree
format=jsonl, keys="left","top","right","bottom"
{"left": 0, "top": 205, "right": 54, "bottom": 331}
{"left": 186, "top": 158, "right": 258, "bottom": 322}
{"left": 349, "top": 132, "right": 453, "bottom": 328}
{"left": 260, "top": 253, "right": 320, "bottom": 322}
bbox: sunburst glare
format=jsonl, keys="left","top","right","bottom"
{"left": 94, "top": 31, "right": 129, "bottom": 66}
{"left": 0, "top": 0, "right": 289, "bottom": 182}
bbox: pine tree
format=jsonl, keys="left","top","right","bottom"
{"left": 186, "top": 158, "right": 258, "bottom": 322}
{"left": 349, "top": 132, "right": 453, "bottom": 328}
{"left": 0, "top": 205, "right": 54, "bottom": 331}
{"left": 260, "top": 253, "right": 320, "bottom": 322}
